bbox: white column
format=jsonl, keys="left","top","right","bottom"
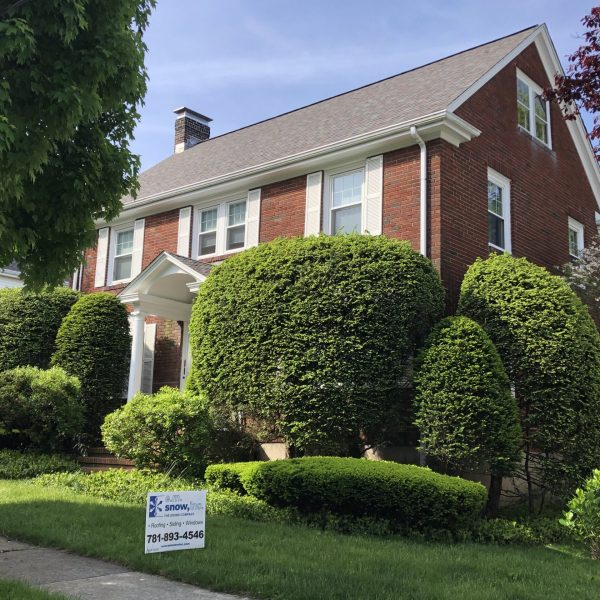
{"left": 127, "top": 310, "right": 146, "bottom": 401}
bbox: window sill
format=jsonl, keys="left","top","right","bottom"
{"left": 517, "top": 125, "right": 553, "bottom": 152}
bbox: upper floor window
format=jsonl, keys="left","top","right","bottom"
{"left": 199, "top": 207, "right": 218, "bottom": 256}
{"left": 487, "top": 169, "right": 511, "bottom": 253}
{"left": 330, "top": 169, "right": 364, "bottom": 234}
{"left": 517, "top": 70, "right": 551, "bottom": 147}
{"left": 227, "top": 200, "right": 246, "bottom": 250}
{"left": 568, "top": 217, "right": 584, "bottom": 258}
{"left": 112, "top": 227, "right": 134, "bottom": 282}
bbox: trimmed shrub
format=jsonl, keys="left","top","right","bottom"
{"left": 459, "top": 254, "right": 600, "bottom": 505}
{"left": 52, "top": 292, "right": 130, "bottom": 438}
{"left": 189, "top": 234, "right": 444, "bottom": 454}
{"left": 205, "top": 461, "right": 263, "bottom": 494}
{"left": 414, "top": 316, "right": 521, "bottom": 513}
{"left": 561, "top": 469, "right": 600, "bottom": 559}
{"left": 211, "top": 457, "right": 486, "bottom": 531}
{"left": 0, "top": 287, "right": 79, "bottom": 371}
{"left": 101, "top": 387, "right": 212, "bottom": 477}
{"left": 0, "top": 449, "right": 79, "bottom": 479}
{"left": 0, "top": 366, "right": 84, "bottom": 451}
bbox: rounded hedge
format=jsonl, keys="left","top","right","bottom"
{"left": 0, "top": 366, "right": 84, "bottom": 451}
{"left": 414, "top": 316, "right": 521, "bottom": 475}
{"left": 101, "top": 386, "right": 212, "bottom": 477}
{"left": 206, "top": 457, "right": 487, "bottom": 532}
{"left": 0, "top": 287, "right": 79, "bottom": 371}
{"left": 51, "top": 292, "right": 130, "bottom": 438}
{"left": 458, "top": 254, "right": 600, "bottom": 499}
{"left": 189, "top": 234, "right": 444, "bottom": 454}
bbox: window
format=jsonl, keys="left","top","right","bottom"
{"left": 568, "top": 217, "right": 584, "bottom": 258}
{"left": 330, "top": 169, "right": 364, "bottom": 234}
{"left": 198, "top": 207, "right": 218, "bottom": 256}
{"left": 226, "top": 200, "right": 246, "bottom": 250}
{"left": 113, "top": 227, "right": 134, "bottom": 282}
{"left": 517, "top": 70, "right": 551, "bottom": 147}
{"left": 487, "top": 169, "right": 511, "bottom": 253}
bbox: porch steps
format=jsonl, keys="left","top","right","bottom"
{"left": 77, "top": 447, "right": 135, "bottom": 473}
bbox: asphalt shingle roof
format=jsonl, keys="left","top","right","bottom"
{"left": 125, "top": 26, "right": 536, "bottom": 206}
{"left": 165, "top": 252, "right": 213, "bottom": 277}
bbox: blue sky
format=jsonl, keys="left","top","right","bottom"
{"left": 133, "top": 0, "right": 594, "bottom": 171}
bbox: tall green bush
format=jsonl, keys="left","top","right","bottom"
{"left": 189, "top": 234, "right": 444, "bottom": 454}
{"left": 51, "top": 292, "right": 130, "bottom": 438}
{"left": 414, "top": 316, "right": 521, "bottom": 514}
{"left": 459, "top": 254, "right": 600, "bottom": 509}
{"left": 0, "top": 366, "right": 83, "bottom": 451}
{"left": 0, "top": 287, "right": 79, "bottom": 371}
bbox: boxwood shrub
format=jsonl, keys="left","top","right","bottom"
{"left": 0, "top": 287, "right": 79, "bottom": 371}
{"left": 0, "top": 449, "right": 80, "bottom": 479}
{"left": 205, "top": 461, "right": 263, "bottom": 494}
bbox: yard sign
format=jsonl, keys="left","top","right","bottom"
{"left": 144, "top": 490, "right": 206, "bottom": 553}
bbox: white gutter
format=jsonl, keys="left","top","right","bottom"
{"left": 410, "top": 126, "right": 427, "bottom": 257}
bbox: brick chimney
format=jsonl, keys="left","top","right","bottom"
{"left": 173, "top": 107, "right": 212, "bottom": 153}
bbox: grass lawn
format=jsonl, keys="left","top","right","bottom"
{"left": 0, "top": 578, "right": 70, "bottom": 600}
{"left": 0, "top": 480, "right": 599, "bottom": 600}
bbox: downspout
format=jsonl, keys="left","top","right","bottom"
{"left": 410, "top": 126, "right": 427, "bottom": 257}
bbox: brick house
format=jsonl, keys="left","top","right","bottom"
{"left": 76, "top": 25, "right": 600, "bottom": 404}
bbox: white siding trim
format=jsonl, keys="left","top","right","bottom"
{"left": 364, "top": 155, "right": 383, "bottom": 235}
{"left": 131, "top": 218, "right": 145, "bottom": 278}
{"left": 94, "top": 228, "right": 109, "bottom": 288}
{"left": 304, "top": 172, "right": 323, "bottom": 236}
{"left": 245, "top": 188, "right": 261, "bottom": 248}
{"left": 177, "top": 206, "right": 192, "bottom": 257}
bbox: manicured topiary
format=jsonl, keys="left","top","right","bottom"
{"left": 459, "top": 254, "right": 600, "bottom": 507}
{"left": 414, "top": 316, "right": 521, "bottom": 514}
{"left": 101, "top": 387, "right": 212, "bottom": 477}
{"left": 51, "top": 292, "right": 130, "bottom": 438}
{"left": 0, "top": 287, "right": 79, "bottom": 371}
{"left": 189, "top": 234, "right": 444, "bottom": 454}
{"left": 0, "top": 366, "right": 83, "bottom": 451}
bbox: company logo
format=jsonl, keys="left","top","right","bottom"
{"left": 148, "top": 495, "right": 163, "bottom": 518}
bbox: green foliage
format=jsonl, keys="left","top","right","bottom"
{"left": 205, "top": 462, "right": 264, "bottom": 494}
{"left": 0, "top": 0, "right": 156, "bottom": 288}
{"left": 561, "top": 469, "right": 600, "bottom": 559}
{"left": 189, "top": 234, "right": 444, "bottom": 454}
{"left": 51, "top": 293, "right": 130, "bottom": 438}
{"left": 459, "top": 254, "right": 600, "bottom": 503}
{"left": 0, "top": 287, "right": 79, "bottom": 371}
{"left": 101, "top": 387, "right": 213, "bottom": 477}
{"left": 414, "top": 316, "right": 521, "bottom": 474}
{"left": 0, "top": 366, "right": 83, "bottom": 451}
{"left": 0, "top": 449, "right": 79, "bottom": 479}
{"left": 210, "top": 457, "right": 486, "bottom": 532}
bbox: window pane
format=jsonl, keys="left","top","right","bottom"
{"left": 488, "top": 213, "right": 505, "bottom": 249}
{"left": 114, "top": 255, "right": 132, "bottom": 281}
{"left": 228, "top": 201, "right": 246, "bottom": 226}
{"left": 332, "top": 171, "right": 363, "bottom": 207}
{"left": 333, "top": 204, "right": 361, "bottom": 234}
{"left": 517, "top": 79, "right": 529, "bottom": 106}
{"left": 534, "top": 96, "right": 547, "bottom": 119}
{"left": 116, "top": 229, "right": 134, "bottom": 255}
{"left": 201, "top": 208, "right": 218, "bottom": 232}
{"left": 488, "top": 182, "right": 503, "bottom": 217}
{"left": 535, "top": 117, "right": 548, "bottom": 144}
{"left": 227, "top": 225, "right": 245, "bottom": 250}
{"left": 199, "top": 232, "right": 216, "bottom": 255}
{"left": 517, "top": 103, "right": 530, "bottom": 130}
{"left": 569, "top": 228, "right": 580, "bottom": 256}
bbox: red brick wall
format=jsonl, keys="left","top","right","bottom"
{"left": 148, "top": 317, "right": 182, "bottom": 391}
{"left": 259, "top": 175, "right": 307, "bottom": 242}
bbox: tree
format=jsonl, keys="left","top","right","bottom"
{"left": 0, "top": 0, "right": 155, "bottom": 288}
{"left": 544, "top": 7, "right": 600, "bottom": 159}
{"left": 459, "top": 254, "right": 600, "bottom": 512}
{"left": 189, "top": 234, "right": 444, "bottom": 456}
{"left": 413, "top": 316, "right": 521, "bottom": 515}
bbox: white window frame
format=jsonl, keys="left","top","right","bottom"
{"left": 516, "top": 68, "right": 552, "bottom": 149}
{"left": 197, "top": 204, "right": 219, "bottom": 258}
{"left": 568, "top": 217, "right": 585, "bottom": 258}
{"left": 487, "top": 168, "right": 512, "bottom": 254}
{"left": 191, "top": 195, "right": 248, "bottom": 259}
{"left": 107, "top": 223, "right": 135, "bottom": 285}
{"left": 322, "top": 162, "right": 366, "bottom": 235}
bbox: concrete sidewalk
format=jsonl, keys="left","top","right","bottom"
{"left": 0, "top": 536, "right": 249, "bottom": 600}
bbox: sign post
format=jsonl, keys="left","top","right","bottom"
{"left": 144, "top": 490, "right": 206, "bottom": 554}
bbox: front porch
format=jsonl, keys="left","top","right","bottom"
{"left": 118, "top": 252, "right": 212, "bottom": 400}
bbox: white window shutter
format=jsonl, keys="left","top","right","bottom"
{"left": 365, "top": 155, "right": 383, "bottom": 235}
{"left": 246, "top": 188, "right": 261, "bottom": 248}
{"left": 141, "top": 322, "right": 156, "bottom": 394}
{"left": 304, "top": 172, "right": 322, "bottom": 236}
{"left": 94, "top": 228, "right": 109, "bottom": 288}
{"left": 131, "top": 218, "right": 145, "bottom": 277}
{"left": 177, "top": 206, "right": 192, "bottom": 257}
